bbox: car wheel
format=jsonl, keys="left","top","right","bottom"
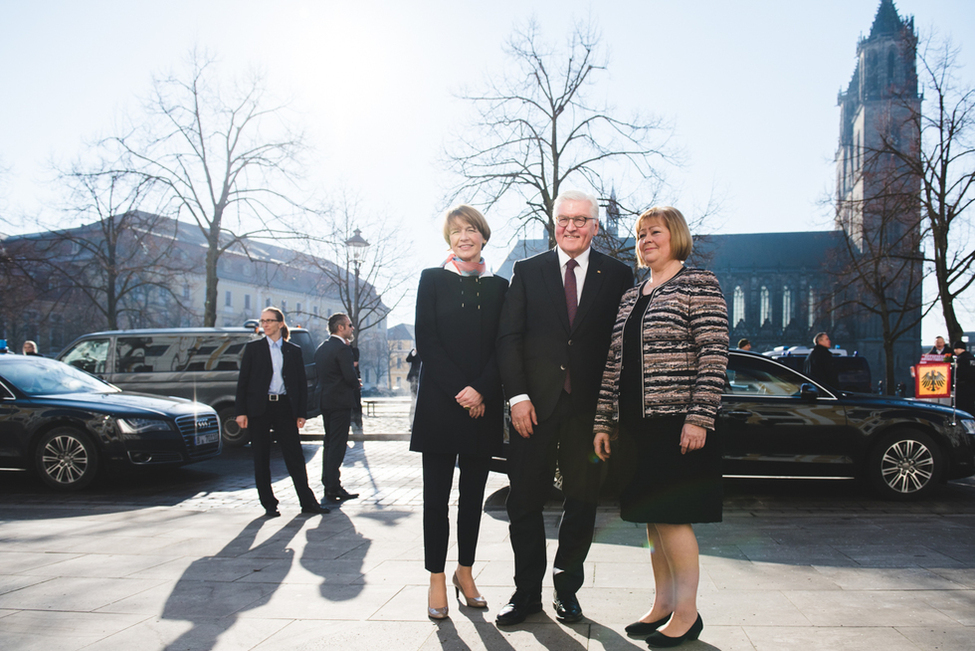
{"left": 34, "top": 427, "right": 99, "bottom": 490}
{"left": 867, "top": 430, "right": 943, "bottom": 500}
{"left": 219, "top": 407, "right": 250, "bottom": 447}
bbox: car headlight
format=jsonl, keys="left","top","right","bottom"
{"left": 960, "top": 418, "right": 975, "bottom": 435}
{"left": 117, "top": 418, "right": 175, "bottom": 435}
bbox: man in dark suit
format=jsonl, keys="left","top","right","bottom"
{"left": 496, "top": 190, "right": 634, "bottom": 626}
{"left": 953, "top": 340, "right": 975, "bottom": 416}
{"left": 804, "top": 332, "right": 839, "bottom": 390}
{"left": 235, "top": 307, "right": 325, "bottom": 517}
{"left": 315, "top": 312, "right": 361, "bottom": 503}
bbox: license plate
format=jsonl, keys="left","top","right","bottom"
{"left": 195, "top": 431, "right": 219, "bottom": 446}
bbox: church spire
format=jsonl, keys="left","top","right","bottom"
{"left": 868, "top": 0, "right": 908, "bottom": 39}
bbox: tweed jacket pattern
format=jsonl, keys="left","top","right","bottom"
{"left": 594, "top": 267, "right": 729, "bottom": 432}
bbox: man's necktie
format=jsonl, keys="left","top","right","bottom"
{"left": 564, "top": 258, "right": 578, "bottom": 393}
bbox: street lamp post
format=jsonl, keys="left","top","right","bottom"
{"left": 345, "top": 227, "right": 370, "bottom": 356}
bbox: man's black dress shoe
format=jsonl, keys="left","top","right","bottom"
{"left": 264, "top": 509, "right": 281, "bottom": 518}
{"left": 301, "top": 504, "right": 329, "bottom": 514}
{"left": 625, "top": 613, "right": 672, "bottom": 637}
{"left": 326, "top": 488, "right": 359, "bottom": 502}
{"left": 646, "top": 613, "right": 703, "bottom": 648}
{"left": 553, "top": 591, "right": 583, "bottom": 623}
{"left": 495, "top": 592, "right": 543, "bottom": 626}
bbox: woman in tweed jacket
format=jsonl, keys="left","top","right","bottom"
{"left": 594, "top": 206, "right": 728, "bottom": 647}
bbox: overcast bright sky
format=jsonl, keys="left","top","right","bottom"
{"left": 1, "top": 0, "right": 973, "bottom": 337}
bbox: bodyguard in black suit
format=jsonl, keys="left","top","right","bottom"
{"left": 496, "top": 190, "right": 634, "bottom": 625}
{"left": 235, "top": 307, "right": 323, "bottom": 517}
{"left": 314, "top": 313, "right": 360, "bottom": 502}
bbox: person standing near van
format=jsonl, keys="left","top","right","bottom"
{"left": 235, "top": 307, "right": 325, "bottom": 517}
{"left": 315, "top": 313, "right": 361, "bottom": 503}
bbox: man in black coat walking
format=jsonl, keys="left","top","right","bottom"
{"left": 804, "top": 332, "right": 839, "bottom": 390}
{"left": 315, "top": 312, "right": 361, "bottom": 503}
{"left": 495, "top": 190, "right": 634, "bottom": 626}
{"left": 235, "top": 307, "right": 324, "bottom": 517}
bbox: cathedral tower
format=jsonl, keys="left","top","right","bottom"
{"left": 835, "top": 0, "right": 920, "bottom": 249}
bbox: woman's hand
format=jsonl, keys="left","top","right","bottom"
{"left": 455, "top": 386, "right": 483, "bottom": 409}
{"left": 680, "top": 423, "right": 707, "bottom": 454}
{"left": 593, "top": 431, "right": 612, "bottom": 461}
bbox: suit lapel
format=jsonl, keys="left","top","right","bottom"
{"left": 572, "top": 250, "right": 606, "bottom": 334}
{"left": 259, "top": 339, "right": 273, "bottom": 385}
{"left": 541, "top": 249, "right": 572, "bottom": 333}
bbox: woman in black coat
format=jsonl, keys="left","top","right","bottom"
{"left": 411, "top": 204, "right": 508, "bottom": 619}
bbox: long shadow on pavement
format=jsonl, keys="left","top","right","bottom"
{"left": 161, "top": 514, "right": 304, "bottom": 651}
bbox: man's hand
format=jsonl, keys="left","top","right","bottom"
{"left": 297, "top": 418, "right": 306, "bottom": 429}
{"left": 510, "top": 400, "right": 537, "bottom": 438}
{"left": 455, "top": 386, "right": 484, "bottom": 409}
{"left": 468, "top": 404, "right": 485, "bottom": 419}
{"left": 593, "top": 431, "right": 612, "bottom": 461}
{"left": 679, "top": 423, "right": 707, "bottom": 454}
{"left": 235, "top": 415, "right": 248, "bottom": 429}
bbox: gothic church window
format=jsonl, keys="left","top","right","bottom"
{"left": 782, "top": 287, "right": 793, "bottom": 327}
{"left": 760, "top": 286, "right": 771, "bottom": 324}
{"left": 808, "top": 288, "right": 816, "bottom": 329}
{"left": 733, "top": 286, "right": 745, "bottom": 326}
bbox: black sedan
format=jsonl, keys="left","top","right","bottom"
{"left": 493, "top": 351, "right": 975, "bottom": 500}
{"left": 720, "top": 351, "right": 975, "bottom": 499}
{"left": 0, "top": 355, "right": 221, "bottom": 490}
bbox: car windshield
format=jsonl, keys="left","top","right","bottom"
{"left": 0, "top": 357, "right": 119, "bottom": 396}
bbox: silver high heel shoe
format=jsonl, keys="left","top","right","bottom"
{"left": 428, "top": 587, "right": 449, "bottom": 620}
{"left": 452, "top": 572, "right": 488, "bottom": 608}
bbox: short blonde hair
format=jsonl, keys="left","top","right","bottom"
{"left": 442, "top": 205, "right": 491, "bottom": 244}
{"left": 635, "top": 206, "right": 693, "bottom": 265}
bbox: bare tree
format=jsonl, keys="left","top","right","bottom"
{"left": 11, "top": 167, "right": 191, "bottom": 331}
{"left": 109, "top": 50, "right": 306, "bottom": 326}
{"left": 445, "top": 19, "right": 673, "bottom": 247}
{"left": 873, "top": 37, "right": 975, "bottom": 342}
{"left": 302, "top": 197, "right": 415, "bottom": 344}
{"left": 831, "top": 176, "right": 931, "bottom": 391}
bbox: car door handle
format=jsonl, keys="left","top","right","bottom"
{"left": 722, "top": 410, "right": 751, "bottom": 419}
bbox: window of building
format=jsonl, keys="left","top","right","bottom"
{"left": 244, "top": 294, "right": 251, "bottom": 310}
{"left": 183, "top": 284, "right": 190, "bottom": 300}
{"left": 313, "top": 306, "right": 319, "bottom": 316}
{"left": 760, "top": 286, "right": 771, "bottom": 325}
{"left": 733, "top": 286, "right": 745, "bottom": 326}
{"left": 225, "top": 291, "right": 232, "bottom": 307}
{"left": 782, "top": 287, "right": 792, "bottom": 327}
{"left": 266, "top": 297, "right": 272, "bottom": 308}
{"left": 296, "top": 302, "right": 302, "bottom": 314}
{"left": 808, "top": 288, "right": 816, "bottom": 329}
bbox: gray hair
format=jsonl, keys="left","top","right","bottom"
{"left": 553, "top": 189, "right": 599, "bottom": 222}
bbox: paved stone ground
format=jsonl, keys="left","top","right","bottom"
{"left": 2, "top": 397, "right": 975, "bottom": 649}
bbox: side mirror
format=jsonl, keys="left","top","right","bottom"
{"left": 799, "top": 383, "right": 820, "bottom": 401}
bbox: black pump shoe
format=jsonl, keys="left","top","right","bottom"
{"left": 625, "top": 613, "right": 672, "bottom": 637}
{"left": 646, "top": 614, "right": 703, "bottom": 648}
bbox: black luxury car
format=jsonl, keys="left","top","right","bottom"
{"left": 493, "top": 351, "right": 975, "bottom": 499}
{"left": 57, "top": 324, "right": 321, "bottom": 447}
{"left": 0, "top": 354, "right": 222, "bottom": 490}
{"left": 720, "top": 351, "right": 974, "bottom": 498}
